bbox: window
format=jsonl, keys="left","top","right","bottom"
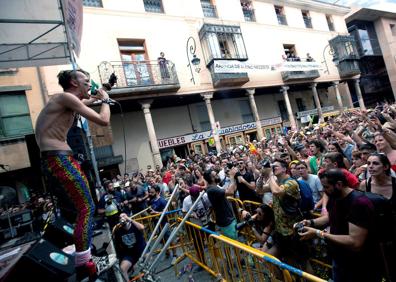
{"left": 358, "top": 28, "right": 374, "bottom": 55}
{"left": 199, "top": 24, "right": 248, "bottom": 63}
{"left": 196, "top": 104, "right": 211, "bottom": 131}
{"left": 239, "top": 100, "right": 254, "bottom": 123}
{"left": 0, "top": 92, "right": 33, "bottom": 139}
{"left": 143, "top": 0, "right": 163, "bottom": 13}
{"left": 201, "top": 0, "right": 217, "bottom": 18}
{"left": 82, "top": 0, "right": 103, "bottom": 7}
{"left": 275, "top": 6, "right": 287, "bottom": 26}
{"left": 295, "top": 98, "right": 306, "bottom": 112}
{"left": 241, "top": 1, "right": 255, "bottom": 22}
{"left": 326, "top": 15, "right": 335, "bottom": 31}
{"left": 278, "top": 100, "right": 289, "bottom": 121}
{"left": 390, "top": 24, "right": 396, "bottom": 36}
{"left": 302, "top": 10, "right": 312, "bottom": 29}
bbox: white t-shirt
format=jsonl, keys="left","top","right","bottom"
{"left": 182, "top": 193, "right": 212, "bottom": 226}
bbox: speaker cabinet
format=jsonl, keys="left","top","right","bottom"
{"left": 42, "top": 218, "right": 74, "bottom": 249}
{"left": 6, "top": 239, "right": 75, "bottom": 282}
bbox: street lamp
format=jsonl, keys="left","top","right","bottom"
{"left": 186, "top": 36, "right": 201, "bottom": 84}
{"left": 321, "top": 44, "right": 336, "bottom": 74}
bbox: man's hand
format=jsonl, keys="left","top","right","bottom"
{"left": 229, "top": 167, "right": 238, "bottom": 178}
{"left": 298, "top": 226, "right": 317, "bottom": 240}
{"left": 96, "top": 88, "right": 109, "bottom": 100}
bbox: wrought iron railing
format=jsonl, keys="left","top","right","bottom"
{"left": 201, "top": 2, "right": 217, "bottom": 18}
{"left": 277, "top": 14, "right": 287, "bottom": 25}
{"left": 83, "top": 0, "right": 103, "bottom": 7}
{"left": 98, "top": 60, "right": 179, "bottom": 89}
{"left": 143, "top": 0, "right": 163, "bottom": 13}
{"left": 242, "top": 7, "right": 255, "bottom": 22}
{"left": 303, "top": 16, "right": 313, "bottom": 28}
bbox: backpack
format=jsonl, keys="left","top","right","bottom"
{"left": 280, "top": 178, "right": 314, "bottom": 216}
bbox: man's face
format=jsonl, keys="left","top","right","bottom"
{"left": 309, "top": 144, "right": 318, "bottom": 155}
{"left": 321, "top": 177, "right": 342, "bottom": 198}
{"left": 296, "top": 164, "right": 308, "bottom": 177}
{"left": 73, "top": 71, "right": 91, "bottom": 99}
{"left": 323, "top": 158, "right": 335, "bottom": 170}
{"left": 360, "top": 150, "right": 371, "bottom": 162}
{"left": 238, "top": 161, "right": 245, "bottom": 170}
{"left": 272, "top": 162, "right": 285, "bottom": 177}
{"left": 148, "top": 188, "right": 156, "bottom": 198}
{"left": 107, "top": 183, "right": 114, "bottom": 192}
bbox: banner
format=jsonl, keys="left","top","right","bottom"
{"left": 213, "top": 60, "right": 323, "bottom": 74}
{"left": 64, "top": 0, "right": 83, "bottom": 56}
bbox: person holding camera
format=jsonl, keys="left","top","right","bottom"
{"left": 296, "top": 169, "right": 381, "bottom": 282}
{"left": 113, "top": 213, "right": 146, "bottom": 281}
{"left": 267, "top": 160, "right": 309, "bottom": 267}
{"left": 239, "top": 204, "right": 275, "bottom": 250}
{"left": 205, "top": 168, "right": 238, "bottom": 239}
{"left": 97, "top": 181, "right": 124, "bottom": 230}
{"left": 235, "top": 160, "right": 261, "bottom": 202}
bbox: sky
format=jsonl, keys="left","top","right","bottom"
{"left": 323, "top": 0, "right": 396, "bottom": 12}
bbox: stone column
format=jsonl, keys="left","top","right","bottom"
{"left": 140, "top": 100, "right": 162, "bottom": 168}
{"left": 246, "top": 88, "right": 264, "bottom": 141}
{"left": 280, "top": 86, "right": 297, "bottom": 131}
{"left": 353, "top": 78, "right": 366, "bottom": 111}
{"left": 201, "top": 93, "right": 222, "bottom": 153}
{"left": 310, "top": 83, "right": 324, "bottom": 123}
{"left": 332, "top": 81, "right": 344, "bottom": 113}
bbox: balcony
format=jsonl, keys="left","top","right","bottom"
{"left": 242, "top": 7, "right": 255, "bottom": 22}
{"left": 83, "top": 0, "right": 102, "bottom": 7}
{"left": 277, "top": 14, "right": 287, "bottom": 25}
{"left": 337, "top": 60, "right": 361, "bottom": 77}
{"left": 208, "top": 59, "right": 249, "bottom": 87}
{"left": 281, "top": 58, "right": 320, "bottom": 82}
{"left": 303, "top": 16, "right": 312, "bottom": 28}
{"left": 201, "top": 2, "right": 217, "bottom": 18}
{"left": 329, "top": 35, "right": 360, "bottom": 78}
{"left": 98, "top": 60, "right": 180, "bottom": 97}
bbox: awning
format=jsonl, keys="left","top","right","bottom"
{"left": 0, "top": 0, "right": 82, "bottom": 68}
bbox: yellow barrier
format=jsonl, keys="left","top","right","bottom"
{"left": 208, "top": 234, "right": 326, "bottom": 282}
{"left": 175, "top": 218, "right": 326, "bottom": 282}
{"left": 242, "top": 200, "right": 262, "bottom": 215}
{"left": 227, "top": 197, "right": 244, "bottom": 222}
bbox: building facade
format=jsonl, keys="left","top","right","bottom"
{"left": 345, "top": 8, "right": 396, "bottom": 105}
{"left": 40, "top": 0, "right": 365, "bottom": 175}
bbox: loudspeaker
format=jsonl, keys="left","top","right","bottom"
{"left": 42, "top": 218, "right": 74, "bottom": 249}
{"left": 6, "top": 239, "right": 75, "bottom": 282}
{"left": 25, "top": 134, "right": 41, "bottom": 170}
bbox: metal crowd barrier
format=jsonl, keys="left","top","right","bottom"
{"left": 175, "top": 219, "right": 326, "bottom": 282}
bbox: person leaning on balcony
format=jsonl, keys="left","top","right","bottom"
{"left": 158, "top": 52, "right": 170, "bottom": 80}
{"left": 35, "top": 69, "right": 112, "bottom": 279}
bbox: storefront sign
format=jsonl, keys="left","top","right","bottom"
{"left": 213, "top": 60, "right": 323, "bottom": 74}
{"left": 158, "top": 117, "right": 282, "bottom": 149}
{"left": 297, "top": 106, "right": 334, "bottom": 118}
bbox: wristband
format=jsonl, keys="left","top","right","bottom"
{"left": 102, "top": 98, "right": 112, "bottom": 105}
{"left": 316, "top": 229, "right": 325, "bottom": 239}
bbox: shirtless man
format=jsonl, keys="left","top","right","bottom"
{"left": 36, "top": 69, "right": 112, "bottom": 278}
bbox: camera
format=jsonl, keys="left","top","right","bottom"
{"left": 226, "top": 162, "right": 235, "bottom": 170}
{"left": 294, "top": 222, "right": 305, "bottom": 233}
{"left": 119, "top": 218, "right": 128, "bottom": 227}
{"left": 236, "top": 214, "right": 255, "bottom": 230}
{"left": 106, "top": 195, "right": 114, "bottom": 205}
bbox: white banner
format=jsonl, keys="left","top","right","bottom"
{"left": 213, "top": 60, "right": 323, "bottom": 74}
{"left": 158, "top": 117, "right": 282, "bottom": 149}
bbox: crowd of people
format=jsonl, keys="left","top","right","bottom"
{"left": 100, "top": 103, "right": 396, "bottom": 281}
